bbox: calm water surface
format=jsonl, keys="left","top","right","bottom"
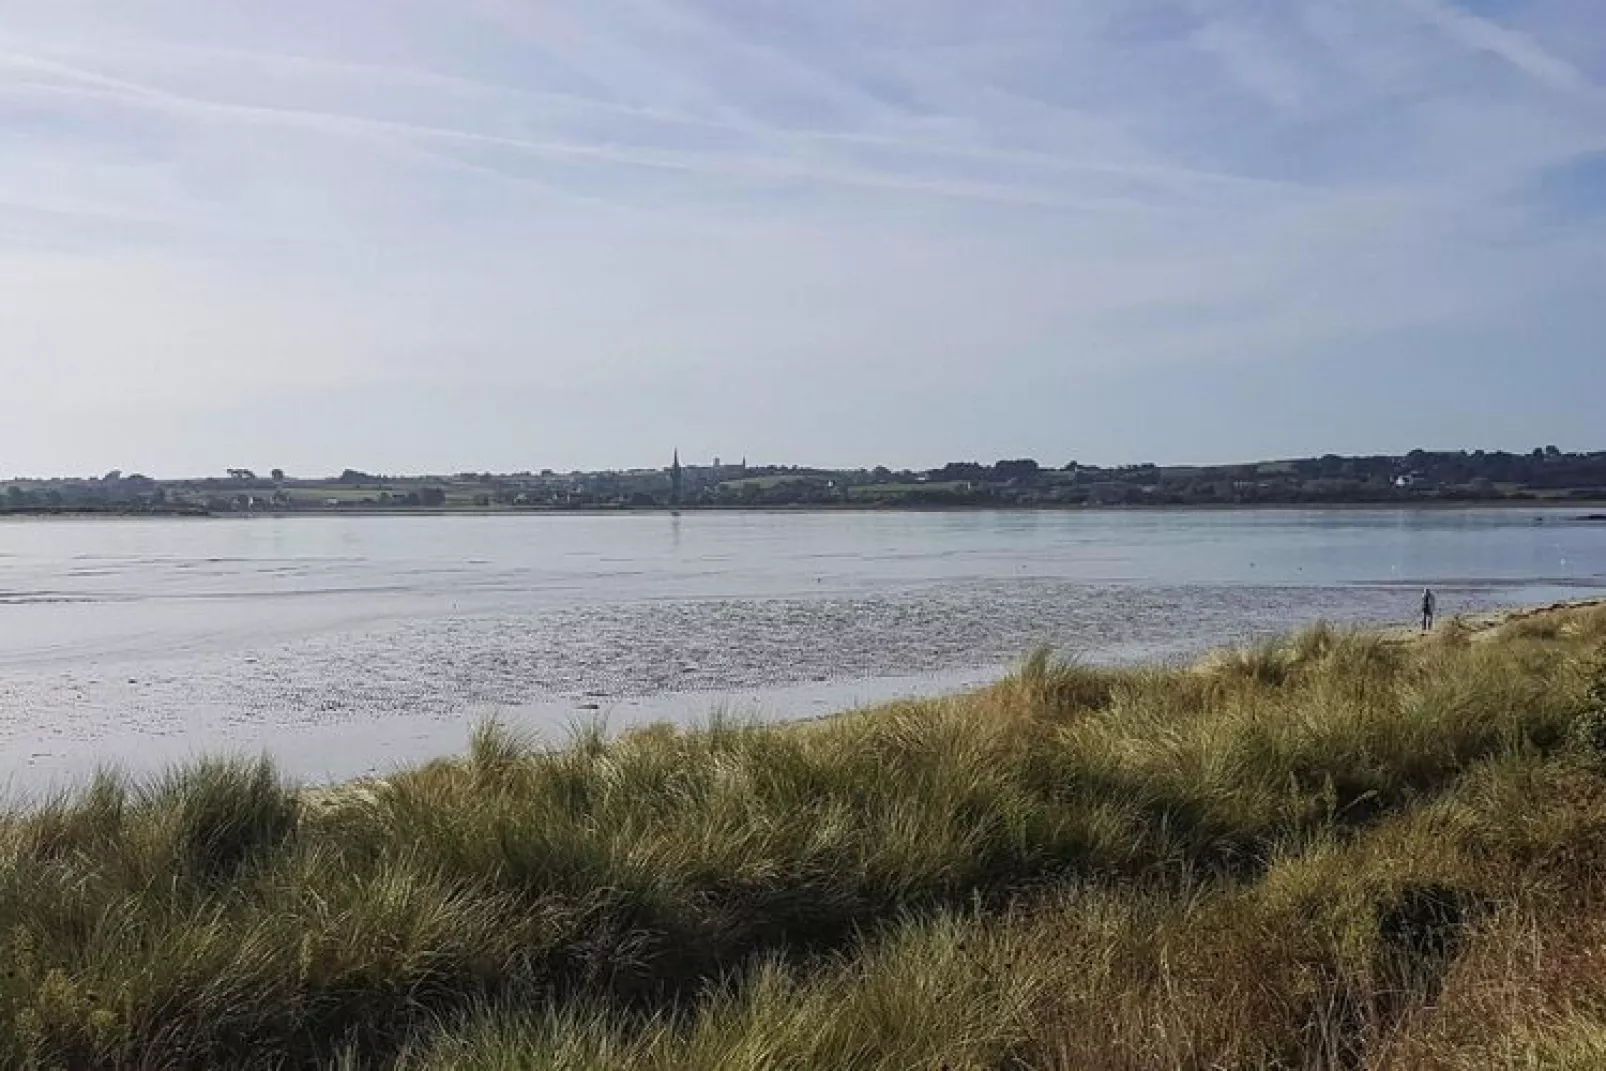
{"left": 0, "top": 508, "right": 1600, "bottom": 791}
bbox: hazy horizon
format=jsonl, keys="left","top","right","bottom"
{"left": 10, "top": 440, "right": 1606, "bottom": 485}
{"left": 2, "top": 1, "right": 1603, "bottom": 476}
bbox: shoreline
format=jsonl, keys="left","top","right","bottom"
{"left": 300, "top": 596, "right": 1606, "bottom": 809}
{"left": 1370, "top": 595, "right": 1606, "bottom": 646}
{"left": 298, "top": 500, "right": 1606, "bottom": 518}
{"left": 5, "top": 593, "right": 1599, "bottom": 803}
{"left": 3, "top": 500, "right": 1605, "bottom": 521}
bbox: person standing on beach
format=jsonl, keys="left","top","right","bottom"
{"left": 1421, "top": 588, "right": 1437, "bottom": 632}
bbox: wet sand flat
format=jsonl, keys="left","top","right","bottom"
{"left": 1, "top": 508, "right": 1601, "bottom": 791}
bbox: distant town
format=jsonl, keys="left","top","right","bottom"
{"left": 3, "top": 447, "right": 1606, "bottom": 515}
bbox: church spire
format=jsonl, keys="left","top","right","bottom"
{"left": 670, "top": 448, "right": 683, "bottom": 506}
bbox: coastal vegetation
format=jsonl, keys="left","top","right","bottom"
{"left": 3, "top": 603, "right": 1606, "bottom": 1067}
{"left": 4, "top": 446, "right": 1606, "bottom": 514}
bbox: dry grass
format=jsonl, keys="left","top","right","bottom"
{"left": 2, "top": 605, "right": 1604, "bottom": 1068}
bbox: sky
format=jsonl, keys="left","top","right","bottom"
{"left": 1, "top": 0, "right": 1603, "bottom": 477}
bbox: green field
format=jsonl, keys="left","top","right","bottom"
{"left": 716, "top": 476, "right": 814, "bottom": 491}
{"left": 278, "top": 485, "right": 492, "bottom": 509}
{"left": 847, "top": 480, "right": 972, "bottom": 499}
{"left": 281, "top": 487, "right": 386, "bottom": 504}
{"left": 4, "top": 604, "right": 1606, "bottom": 1067}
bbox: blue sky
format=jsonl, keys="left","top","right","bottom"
{"left": 1, "top": 0, "right": 1602, "bottom": 476}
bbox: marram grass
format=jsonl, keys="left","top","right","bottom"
{"left": 3, "top": 604, "right": 1606, "bottom": 1069}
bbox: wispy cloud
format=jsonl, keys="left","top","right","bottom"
{"left": 1405, "top": 0, "right": 1592, "bottom": 92}
{"left": 0, "top": 50, "right": 1164, "bottom": 215}
{"left": 0, "top": 0, "right": 1602, "bottom": 473}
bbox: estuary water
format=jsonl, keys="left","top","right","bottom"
{"left": 0, "top": 508, "right": 1600, "bottom": 791}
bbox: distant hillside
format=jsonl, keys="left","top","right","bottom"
{"left": 5, "top": 447, "right": 1604, "bottom": 513}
